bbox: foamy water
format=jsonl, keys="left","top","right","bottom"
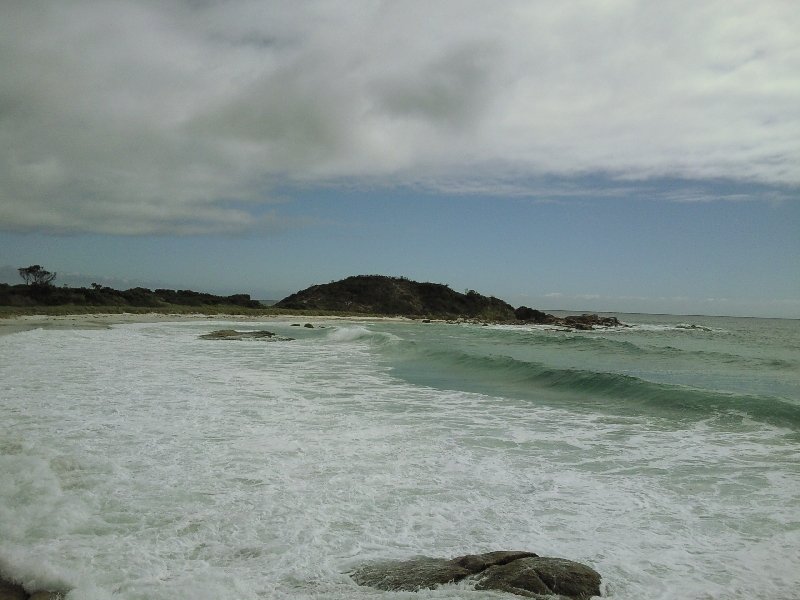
{"left": 1, "top": 317, "right": 799, "bottom": 599}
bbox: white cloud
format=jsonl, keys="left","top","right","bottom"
{"left": 1, "top": 0, "right": 798, "bottom": 233}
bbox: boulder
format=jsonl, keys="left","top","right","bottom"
{"left": 350, "top": 552, "right": 600, "bottom": 598}
{"left": 0, "top": 579, "right": 27, "bottom": 600}
{"left": 199, "top": 330, "right": 293, "bottom": 341}
{"left": 350, "top": 557, "right": 471, "bottom": 591}
{"left": 452, "top": 550, "right": 538, "bottom": 573}
{"left": 475, "top": 557, "right": 601, "bottom": 599}
{"left": 0, "top": 580, "right": 62, "bottom": 600}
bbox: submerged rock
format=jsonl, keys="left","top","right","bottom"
{"left": 676, "top": 323, "right": 712, "bottom": 331}
{"left": 200, "top": 329, "right": 294, "bottom": 341}
{"left": 350, "top": 551, "right": 600, "bottom": 598}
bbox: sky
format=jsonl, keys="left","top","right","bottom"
{"left": 1, "top": 0, "right": 798, "bottom": 317}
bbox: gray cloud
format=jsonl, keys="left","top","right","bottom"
{"left": 1, "top": 0, "right": 798, "bottom": 233}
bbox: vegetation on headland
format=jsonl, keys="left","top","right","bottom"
{"left": 276, "top": 275, "right": 624, "bottom": 328}
{"left": 276, "top": 275, "right": 518, "bottom": 320}
{"left": 0, "top": 281, "right": 262, "bottom": 309}
{"left": 1, "top": 270, "right": 624, "bottom": 328}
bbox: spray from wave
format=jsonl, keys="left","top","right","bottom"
{"left": 326, "top": 326, "right": 399, "bottom": 344}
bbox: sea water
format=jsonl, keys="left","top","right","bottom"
{"left": 1, "top": 315, "right": 798, "bottom": 599}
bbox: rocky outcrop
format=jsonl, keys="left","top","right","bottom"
{"left": 515, "top": 307, "right": 550, "bottom": 322}
{"left": 515, "top": 307, "right": 626, "bottom": 330}
{"left": 351, "top": 557, "right": 472, "bottom": 591}
{"left": 350, "top": 551, "right": 601, "bottom": 598}
{"left": 475, "top": 556, "right": 601, "bottom": 599}
{"left": 276, "top": 276, "right": 517, "bottom": 320}
{"left": 199, "top": 330, "right": 293, "bottom": 341}
{"left": 562, "top": 314, "right": 624, "bottom": 330}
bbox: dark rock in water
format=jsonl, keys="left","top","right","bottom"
{"left": 0, "top": 579, "right": 62, "bottom": 600}
{"left": 514, "top": 308, "right": 627, "bottom": 330}
{"left": 563, "top": 314, "right": 622, "bottom": 329}
{"left": 200, "top": 330, "right": 293, "bottom": 341}
{"left": 350, "top": 552, "right": 600, "bottom": 598}
{"left": 676, "top": 323, "right": 712, "bottom": 331}
{"left": 453, "top": 550, "right": 538, "bottom": 573}
{"left": 475, "top": 557, "right": 601, "bottom": 599}
{"left": 303, "top": 323, "right": 314, "bottom": 328}
{"left": 350, "top": 557, "right": 471, "bottom": 591}
{"left": 0, "top": 579, "right": 28, "bottom": 600}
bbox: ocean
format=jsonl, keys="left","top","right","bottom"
{"left": 1, "top": 314, "right": 798, "bottom": 599}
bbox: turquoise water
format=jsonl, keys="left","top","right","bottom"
{"left": 385, "top": 314, "right": 800, "bottom": 425}
{"left": 0, "top": 314, "right": 798, "bottom": 599}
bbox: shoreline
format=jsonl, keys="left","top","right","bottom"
{"left": 0, "top": 311, "right": 416, "bottom": 337}
{"left": 0, "top": 308, "right": 636, "bottom": 337}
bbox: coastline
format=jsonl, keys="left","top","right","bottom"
{"left": 0, "top": 311, "right": 415, "bottom": 337}
{"left": 2, "top": 312, "right": 797, "bottom": 599}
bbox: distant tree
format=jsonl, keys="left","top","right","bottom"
{"left": 18, "top": 265, "right": 57, "bottom": 285}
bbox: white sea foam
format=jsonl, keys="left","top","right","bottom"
{"left": 326, "top": 326, "right": 399, "bottom": 344}
{"left": 326, "top": 325, "right": 376, "bottom": 342}
{"left": 624, "top": 323, "right": 723, "bottom": 333}
{"left": 0, "top": 321, "right": 798, "bottom": 599}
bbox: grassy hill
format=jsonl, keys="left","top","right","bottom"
{"left": 275, "top": 275, "right": 517, "bottom": 320}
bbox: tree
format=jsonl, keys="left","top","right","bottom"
{"left": 18, "top": 265, "right": 57, "bottom": 285}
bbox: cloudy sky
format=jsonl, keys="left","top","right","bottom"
{"left": 1, "top": 0, "right": 798, "bottom": 316}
